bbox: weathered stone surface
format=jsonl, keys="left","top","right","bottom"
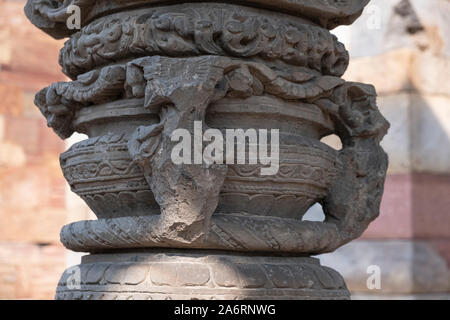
{"left": 24, "top": 0, "right": 390, "bottom": 300}
{"left": 55, "top": 56, "right": 389, "bottom": 255}
{"left": 105, "top": 263, "right": 150, "bottom": 285}
{"left": 25, "top": 0, "right": 371, "bottom": 39}
{"left": 58, "top": 4, "right": 350, "bottom": 79}
{"left": 56, "top": 251, "right": 350, "bottom": 300}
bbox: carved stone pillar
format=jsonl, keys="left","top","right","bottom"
{"left": 25, "top": 0, "right": 389, "bottom": 300}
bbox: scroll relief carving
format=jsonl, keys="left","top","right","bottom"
{"left": 25, "top": 0, "right": 388, "bottom": 301}
{"left": 25, "top": 0, "right": 371, "bottom": 38}
{"left": 35, "top": 56, "right": 345, "bottom": 138}
{"left": 58, "top": 5, "right": 349, "bottom": 78}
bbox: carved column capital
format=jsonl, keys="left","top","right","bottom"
{"left": 25, "top": 0, "right": 389, "bottom": 300}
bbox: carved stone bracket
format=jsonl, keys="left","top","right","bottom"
{"left": 55, "top": 252, "right": 350, "bottom": 300}
{"left": 58, "top": 56, "right": 389, "bottom": 254}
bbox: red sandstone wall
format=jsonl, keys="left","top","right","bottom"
{"left": 364, "top": 174, "right": 450, "bottom": 263}
{"left": 0, "top": 0, "right": 68, "bottom": 299}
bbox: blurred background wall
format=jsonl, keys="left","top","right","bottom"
{"left": 0, "top": 0, "right": 92, "bottom": 299}
{"left": 319, "top": 0, "right": 450, "bottom": 299}
{"left": 0, "top": 0, "right": 448, "bottom": 299}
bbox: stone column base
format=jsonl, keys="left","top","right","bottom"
{"left": 56, "top": 250, "right": 350, "bottom": 300}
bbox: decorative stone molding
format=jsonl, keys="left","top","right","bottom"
{"left": 25, "top": 0, "right": 388, "bottom": 300}
{"left": 58, "top": 4, "right": 349, "bottom": 78}
{"left": 56, "top": 251, "right": 350, "bottom": 300}
{"left": 25, "top": 0, "right": 370, "bottom": 38}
